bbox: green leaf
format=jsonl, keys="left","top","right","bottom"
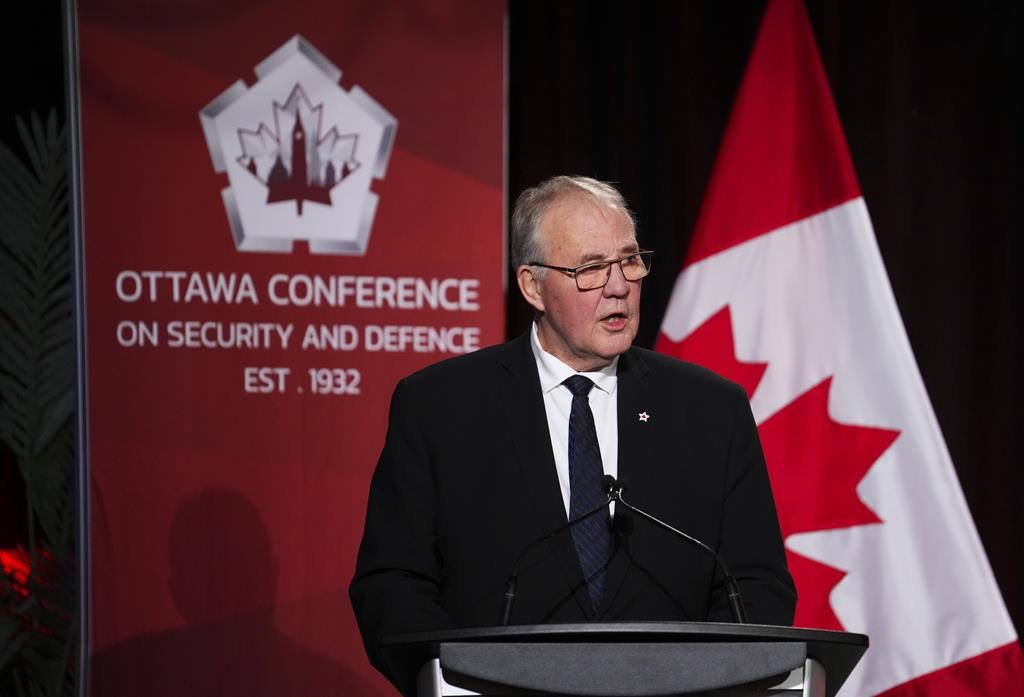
{"left": 0, "top": 111, "right": 72, "bottom": 466}
{"left": 0, "top": 109, "right": 76, "bottom": 696}
{"left": 0, "top": 618, "right": 30, "bottom": 674}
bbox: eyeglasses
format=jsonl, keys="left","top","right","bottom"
{"left": 529, "top": 250, "right": 653, "bottom": 291}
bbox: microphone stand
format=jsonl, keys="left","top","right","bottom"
{"left": 604, "top": 477, "right": 748, "bottom": 624}
{"left": 499, "top": 496, "right": 612, "bottom": 626}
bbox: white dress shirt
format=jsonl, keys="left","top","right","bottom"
{"left": 530, "top": 322, "right": 619, "bottom": 517}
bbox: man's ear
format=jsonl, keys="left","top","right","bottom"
{"left": 516, "top": 265, "right": 545, "bottom": 313}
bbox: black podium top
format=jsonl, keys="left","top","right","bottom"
{"left": 382, "top": 622, "right": 868, "bottom": 697}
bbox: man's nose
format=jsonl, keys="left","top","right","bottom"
{"left": 603, "top": 262, "right": 630, "bottom": 297}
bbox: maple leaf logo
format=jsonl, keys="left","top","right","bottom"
{"left": 201, "top": 35, "right": 396, "bottom": 255}
{"left": 236, "top": 84, "right": 360, "bottom": 216}
{"left": 659, "top": 305, "right": 900, "bottom": 630}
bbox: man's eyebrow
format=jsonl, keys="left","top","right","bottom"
{"left": 576, "top": 245, "right": 641, "bottom": 265}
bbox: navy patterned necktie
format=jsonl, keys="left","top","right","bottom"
{"left": 563, "top": 375, "right": 612, "bottom": 613}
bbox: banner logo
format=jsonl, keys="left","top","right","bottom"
{"left": 201, "top": 35, "right": 397, "bottom": 255}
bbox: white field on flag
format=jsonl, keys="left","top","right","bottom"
{"left": 659, "top": 198, "right": 1018, "bottom": 695}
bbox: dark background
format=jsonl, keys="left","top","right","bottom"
{"left": 505, "top": 0, "right": 1022, "bottom": 642}
{"left": 2, "top": 0, "right": 1019, "bottom": 644}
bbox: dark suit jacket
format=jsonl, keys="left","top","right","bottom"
{"left": 350, "top": 333, "right": 796, "bottom": 694}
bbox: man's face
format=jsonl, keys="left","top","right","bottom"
{"left": 518, "top": 193, "right": 642, "bottom": 371}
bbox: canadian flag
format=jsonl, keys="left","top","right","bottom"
{"left": 655, "top": 0, "right": 1024, "bottom": 695}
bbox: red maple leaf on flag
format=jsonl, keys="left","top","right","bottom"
{"left": 759, "top": 377, "right": 900, "bottom": 629}
{"left": 654, "top": 307, "right": 766, "bottom": 399}
{"left": 658, "top": 305, "right": 900, "bottom": 630}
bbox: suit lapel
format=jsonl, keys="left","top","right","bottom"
{"left": 498, "top": 334, "right": 591, "bottom": 617}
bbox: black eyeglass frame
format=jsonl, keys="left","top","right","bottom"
{"left": 528, "top": 250, "right": 654, "bottom": 291}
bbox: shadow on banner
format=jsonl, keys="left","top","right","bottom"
{"left": 90, "top": 488, "right": 387, "bottom": 696}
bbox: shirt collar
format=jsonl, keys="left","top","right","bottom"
{"left": 530, "top": 322, "right": 619, "bottom": 396}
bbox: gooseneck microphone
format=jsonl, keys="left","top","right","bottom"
{"left": 602, "top": 475, "right": 749, "bottom": 624}
{"left": 499, "top": 495, "right": 612, "bottom": 626}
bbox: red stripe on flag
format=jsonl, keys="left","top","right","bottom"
{"left": 875, "top": 641, "right": 1024, "bottom": 697}
{"left": 685, "top": 0, "right": 860, "bottom": 266}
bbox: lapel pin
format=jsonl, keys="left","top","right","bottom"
{"left": 638, "top": 411, "right": 650, "bottom": 423}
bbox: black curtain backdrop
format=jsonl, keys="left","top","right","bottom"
{"left": 508, "top": 0, "right": 1022, "bottom": 641}
{"left": 2, "top": 0, "right": 1019, "bottom": 651}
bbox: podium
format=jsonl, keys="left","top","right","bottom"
{"left": 381, "top": 622, "right": 868, "bottom": 697}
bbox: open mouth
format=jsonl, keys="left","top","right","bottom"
{"left": 601, "top": 312, "right": 628, "bottom": 330}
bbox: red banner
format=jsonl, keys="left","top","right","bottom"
{"left": 76, "top": 3, "right": 505, "bottom": 694}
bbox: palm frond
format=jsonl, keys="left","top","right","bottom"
{"left": 0, "top": 109, "right": 77, "bottom": 697}
{"left": 0, "top": 112, "right": 71, "bottom": 468}
{"left": 0, "top": 617, "right": 29, "bottom": 672}
{"left": 24, "top": 424, "right": 74, "bottom": 553}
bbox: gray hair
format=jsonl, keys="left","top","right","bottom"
{"left": 510, "top": 175, "right": 636, "bottom": 271}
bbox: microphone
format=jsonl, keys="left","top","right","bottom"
{"left": 499, "top": 494, "right": 612, "bottom": 626}
{"left": 601, "top": 475, "right": 748, "bottom": 624}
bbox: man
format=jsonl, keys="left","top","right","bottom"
{"left": 350, "top": 176, "right": 795, "bottom": 695}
